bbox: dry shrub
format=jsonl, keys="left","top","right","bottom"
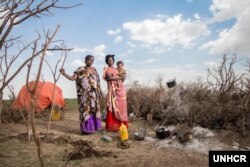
{"left": 126, "top": 81, "right": 150, "bottom": 119}
{"left": 177, "top": 54, "right": 249, "bottom": 132}
{"left": 180, "top": 79, "right": 242, "bottom": 130}
{"left": 126, "top": 53, "right": 250, "bottom": 133}
{"left": 1, "top": 100, "right": 24, "bottom": 123}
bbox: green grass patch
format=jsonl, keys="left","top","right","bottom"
{"left": 64, "top": 98, "right": 78, "bottom": 110}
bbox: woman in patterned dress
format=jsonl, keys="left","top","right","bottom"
{"left": 60, "top": 55, "right": 102, "bottom": 134}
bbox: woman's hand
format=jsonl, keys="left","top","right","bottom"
{"left": 105, "top": 74, "right": 110, "bottom": 79}
{"left": 59, "top": 68, "right": 77, "bottom": 81}
{"left": 105, "top": 73, "right": 120, "bottom": 81}
{"left": 60, "top": 68, "right": 65, "bottom": 75}
{"left": 106, "top": 74, "right": 113, "bottom": 80}
{"left": 108, "top": 76, "right": 117, "bottom": 80}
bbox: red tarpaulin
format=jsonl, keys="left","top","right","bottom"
{"left": 13, "top": 81, "right": 65, "bottom": 112}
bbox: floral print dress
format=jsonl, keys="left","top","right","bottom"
{"left": 74, "top": 66, "right": 102, "bottom": 133}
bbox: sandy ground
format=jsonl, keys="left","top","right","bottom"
{"left": 0, "top": 109, "right": 249, "bottom": 167}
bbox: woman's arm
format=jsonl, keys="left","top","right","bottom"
{"left": 120, "top": 71, "right": 126, "bottom": 81}
{"left": 94, "top": 68, "right": 104, "bottom": 97}
{"left": 103, "top": 67, "right": 122, "bottom": 81}
{"left": 94, "top": 68, "right": 101, "bottom": 84}
{"left": 60, "top": 68, "right": 77, "bottom": 81}
{"left": 107, "top": 76, "right": 122, "bottom": 81}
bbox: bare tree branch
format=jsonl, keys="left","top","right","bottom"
{"left": 43, "top": 43, "right": 68, "bottom": 134}
{"left": 24, "top": 25, "right": 60, "bottom": 167}
{"left": 207, "top": 53, "right": 245, "bottom": 96}
{"left": 0, "top": 0, "right": 81, "bottom": 50}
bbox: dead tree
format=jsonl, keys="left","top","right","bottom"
{"left": 207, "top": 53, "right": 245, "bottom": 130}
{"left": 0, "top": 0, "right": 80, "bottom": 123}
{"left": 0, "top": 38, "right": 37, "bottom": 123}
{"left": 25, "top": 25, "right": 60, "bottom": 167}
{"left": 207, "top": 53, "right": 244, "bottom": 96}
{"left": 0, "top": 0, "right": 80, "bottom": 50}
{"left": 44, "top": 44, "right": 70, "bottom": 135}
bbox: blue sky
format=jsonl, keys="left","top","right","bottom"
{"left": 2, "top": 0, "right": 250, "bottom": 99}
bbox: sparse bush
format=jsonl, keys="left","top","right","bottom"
{"left": 126, "top": 53, "right": 250, "bottom": 134}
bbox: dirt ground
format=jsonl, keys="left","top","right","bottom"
{"left": 0, "top": 109, "right": 249, "bottom": 167}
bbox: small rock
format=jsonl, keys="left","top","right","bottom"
{"left": 168, "top": 140, "right": 173, "bottom": 144}
{"left": 129, "top": 112, "right": 135, "bottom": 121}
{"left": 127, "top": 140, "right": 132, "bottom": 144}
{"left": 193, "top": 126, "right": 214, "bottom": 137}
{"left": 232, "top": 142, "right": 239, "bottom": 147}
{"left": 101, "top": 135, "right": 112, "bottom": 142}
{"left": 232, "top": 146, "right": 239, "bottom": 150}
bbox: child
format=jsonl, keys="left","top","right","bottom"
{"left": 116, "top": 61, "right": 126, "bottom": 82}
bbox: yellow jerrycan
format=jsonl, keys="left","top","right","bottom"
{"left": 51, "top": 109, "right": 60, "bottom": 121}
{"left": 119, "top": 123, "right": 129, "bottom": 141}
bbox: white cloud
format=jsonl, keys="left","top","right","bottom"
{"left": 126, "top": 41, "right": 136, "bottom": 48}
{"left": 107, "top": 28, "right": 121, "bottom": 35}
{"left": 114, "top": 35, "right": 123, "bottom": 44}
{"left": 187, "top": 0, "right": 193, "bottom": 3}
{"left": 123, "top": 14, "right": 210, "bottom": 49}
{"left": 71, "top": 59, "right": 84, "bottom": 67}
{"left": 209, "top": 0, "right": 250, "bottom": 23}
{"left": 93, "top": 44, "right": 106, "bottom": 57}
{"left": 140, "top": 43, "right": 152, "bottom": 49}
{"left": 71, "top": 44, "right": 106, "bottom": 59}
{"left": 126, "top": 49, "right": 133, "bottom": 54}
{"left": 128, "top": 66, "right": 205, "bottom": 85}
{"left": 93, "top": 44, "right": 106, "bottom": 53}
{"left": 141, "top": 59, "right": 156, "bottom": 64}
{"left": 124, "top": 59, "right": 133, "bottom": 63}
{"left": 152, "top": 47, "right": 166, "bottom": 54}
{"left": 205, "top": 61, "right": 219, "bottom": 67}
{"left": 194, "top": 13, "right": 200, "bottom": 20}
{"left": 155, "top": 14, "right": 168, "bottom": 19}
{"left": 117, "top": 49, "right": 133, "bottom": 57}
{"left": 72, "top": 47, "right": 88, "bottom": 53}
{"left": 185, "top": 64, "right": 196, "bottom": 68}
{"left": 201, "top": 0, "right": 250, "bottom": 55}
{"left": 176, "top": 65, "right": 181, "bottom": 68}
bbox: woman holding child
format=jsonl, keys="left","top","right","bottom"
{"left": 103, "top": 55, "right": 128, "bottom": 132}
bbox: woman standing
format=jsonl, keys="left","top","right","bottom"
{"left": 103, "top": 55, "right": 128, "bottom": 132}
{"left": 60, "top": 55, "right": 102, "bottom": 134}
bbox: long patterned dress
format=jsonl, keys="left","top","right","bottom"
{"left": 74, "top": 66, "right": 102, "bottom": 134}
{"left": 103, "top": 67, "right": 128, "bottom": 132}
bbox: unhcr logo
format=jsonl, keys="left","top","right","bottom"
{"left": 213, "top": 155, "right": 246, "bottom": 162}
{"left": 209, "top": 151, "right": 250, "bottom": 167}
